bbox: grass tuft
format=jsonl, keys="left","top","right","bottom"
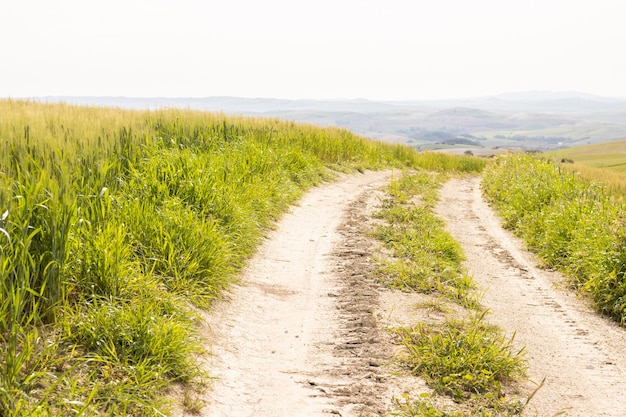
{"left": 395, "top": 313, "right": 525, "bottom": 401}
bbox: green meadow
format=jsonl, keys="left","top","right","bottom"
{"left": 547, "top": 140, "right": 626, "bottom": 172}
{"left": 0, "top": 100, "right": 485, "bottom": 415}
{"left": 544, "top": 140, "right": 626, "bottom": 197}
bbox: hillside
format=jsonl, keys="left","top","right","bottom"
{"left": 547, "top": 139, "right": 626, "bottom": 171}
{"left": 36, "top": 92, "right": 626, "bottom": 152}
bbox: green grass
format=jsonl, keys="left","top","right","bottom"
{"left": 0, "top": 100, "right": 487, "bottom": 415}
{"left": 547, "top": 140, "right": 626, "bottom": 172}
{"left": 482, "top": 152, "right": 626, "bottom": 324}
{"left": 391, "top": 394, "right": 464, "bottom": 417}
{"left": 371, "top": 171, "right": 477, "bottom": 308}
{"left": 396, "top": 313, "right": 525, "bottom": 403}
{"left": 371, "top": 170, "right": 527, "bottom": 416}
{"left": 544, "top": 140, "right": 626, "bottom": 197}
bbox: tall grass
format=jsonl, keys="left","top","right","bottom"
{"left": 561, "top": 163, "right": 626, "bottom": 198}
{"left": 0, "top": 100, "right": 487, "bottom": 414}
{"left": 482, "top": 153, "right": 626, "bottom": 324}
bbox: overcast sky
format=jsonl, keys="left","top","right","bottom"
{"left": 1, "top": 0, "right": 624, "bottom": 100}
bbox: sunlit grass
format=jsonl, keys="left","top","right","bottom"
{"left": 396, "top": 313, "right": 525, "bottom": 401}
{"left": 372, "top": 171, "right": 476, "bottom": 307}
{"left": 544, "top": 140, "right": 626, "bottom": 197}
{"left": 0, "top": 100, "right": 487, "bottom": 414}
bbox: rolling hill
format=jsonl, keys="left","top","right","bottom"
{"left": 34, "top": 92, "right": 626, "bottom": 153}
{"left": 546, "top": 139, "right": 626, "bottom": 172}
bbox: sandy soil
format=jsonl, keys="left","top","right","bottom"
{"left": 175, "top": 172, "right": 626, "bottom": 417}
{"left": 437, "top": 176, "right": 626, "bottom": 417}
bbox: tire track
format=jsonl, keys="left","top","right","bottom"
{"left": 174, "top": 171, "right": 395, "bottom": 417}
{"left": 436, "top": 176, "right": 626, "bottom": 417}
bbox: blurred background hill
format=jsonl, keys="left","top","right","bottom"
{"left": 38, "top": 91, "right": 626, "bottom": 155}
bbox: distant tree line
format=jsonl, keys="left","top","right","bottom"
{"left": 441, "top": 137, "right": 482, "bottom": 146}
{"left": 400, "top": 127, "right": 485, "bottom": 144}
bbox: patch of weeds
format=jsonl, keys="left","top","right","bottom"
{"left": 394, "top": 312, "right": 526, "bottom": 414}
{"left": 391, "top": 393, "right": 463, "bottom": 417}
{"left": 371, "top": 170, "right": 529, "bottom": 416}
{"left": 414, "top": 298, "right": 454, "bottom": 315}
{"left": 386, "top": 169, "right": 443, "bottom": 207}
{"left": 392, "top": 393, "right": 525, "bottom": 417}
{"left": 371, "top": 170, "right": 476, "bottom": 307}
{"left": 181, "top": 389, "right": 205, "bottom": 415}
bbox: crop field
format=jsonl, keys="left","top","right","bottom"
{"left": 0, "top": 100, "right": 486, "bottom": 415}
{"left": 547, "top": 140, "right": 626, "bottom": 171}
{"left": 478, "top": 124, "right": 626, "bottom": 148}
{"left": 544, "top": 140, "right": 626, "bottom": 197}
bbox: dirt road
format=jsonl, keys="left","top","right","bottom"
{"left": 437, "top": 177, "right": 626, "bottom": 417}
{"left": 177, "top": 172, "right": 626, "bottom": 417}
{"left": 178, "top": 170, "right": 419, "bottom": 417}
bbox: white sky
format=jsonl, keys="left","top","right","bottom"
{"left": 1, "top": 0, "right": 625, "bottom": 100}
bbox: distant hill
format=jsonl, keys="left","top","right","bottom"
{"left": 35, "top": 96, "right": 396, "bottom": 113}
{"left": 34, "top": 92, "right": 626, "bottom": 152}
{"left": 546, "top": 140, "right": 626, "bottom": 172}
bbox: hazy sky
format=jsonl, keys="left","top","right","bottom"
{"left": 1, "top": 0, "right": 625, "bottom": 100}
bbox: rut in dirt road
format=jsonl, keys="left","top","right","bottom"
{"left": 436, "top": 176, "right": 626, "bottom": 417}
{"left": 175, "top": 171, "right": 399, "bottom": 417}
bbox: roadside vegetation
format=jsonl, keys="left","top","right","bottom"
{"left": 372, "top": 170, "right": 527, "bottom": 416}
{"left": 545, "top": 140, "right": 626, "bottom": 197}
{"left": 0, "top": 100, "right": 487, "bottom": 415}
{"left": 482, "top": 153, "right": 626, "bottom": 325}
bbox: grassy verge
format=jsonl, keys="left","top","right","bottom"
{"left": 0, "top": 100, "right": 487, "bottom": 415}
{"left": 372, "top": 170, "right": 527, "bottom": 416}
{"left": 482, "top": 152, "right": 626, "bottom": 325}
{"left": 543, "top": 140, "right": 626, "bottom": 197}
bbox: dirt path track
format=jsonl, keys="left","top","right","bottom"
{"left": 437, "top": 176, "right": 626, "bottom": 417}
{"left": 182, "top": 171, "right": 399, "bottom": 417}
{"left": 177, "top": 173, "right": 626, "bottom": 417}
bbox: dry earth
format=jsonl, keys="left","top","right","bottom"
{"left": 174, "top": 172, "right": 626, "bottom": 417}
